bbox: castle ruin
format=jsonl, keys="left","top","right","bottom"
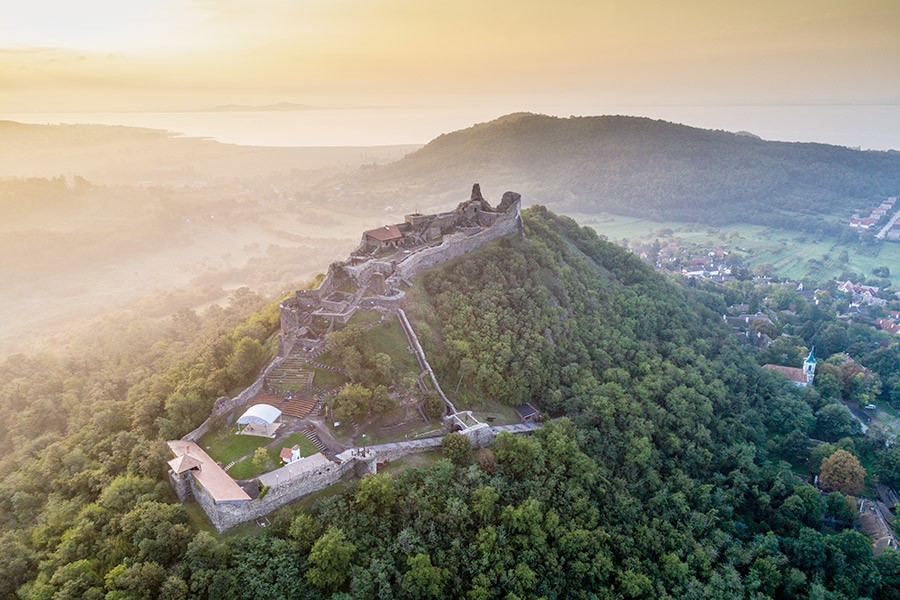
{"left": 279, "top": 184, "right": 523, "bottom": 353}
{"left": 167, "top": 185, "right": 533, "bottom": 532}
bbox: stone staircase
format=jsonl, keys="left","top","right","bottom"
{"left": 304, "top": 424, "right": 328, "bottom": 453}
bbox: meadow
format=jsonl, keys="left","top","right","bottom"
{"left": 573, "top": 213, "right": 900, "bottom": 286}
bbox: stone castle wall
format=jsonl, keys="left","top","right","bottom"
{"left": 176, "top": 190, "right": 527, "bottom": 532}
{"left": 179, "top": 421, "right": 531, "bottom": 532}
{"left": 187, "top": 455, "right": 373, "bottom": 532}
{"left": 393, "top": 200, "right": 520, "bottom": 282}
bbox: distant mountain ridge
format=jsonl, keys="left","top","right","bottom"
{"left": 197, "top": 102, "right": 317, "bottom": 112}
{"left": 0, "top": 121, "right": 419, "bottom": 185}
{"left": 345, "top": 112, "right": 900, "bottom": 231}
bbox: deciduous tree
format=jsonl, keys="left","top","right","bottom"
{"left": 820, "top": 449, "right": 866, "bottom": 495}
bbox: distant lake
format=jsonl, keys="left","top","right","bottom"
{"left": 3, "top": 104, "right": 898, "bottom": 150}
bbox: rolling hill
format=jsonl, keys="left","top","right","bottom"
{"left": 338, "top": 112, "right": 900, "bottom": 231}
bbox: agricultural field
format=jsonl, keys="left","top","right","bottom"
{"left": 572, "top": 213, "right": 900, "bottom": 286}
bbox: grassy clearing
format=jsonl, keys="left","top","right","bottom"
{"left": 228, "top": 431, "right": 322, "bottom": 480}
{"left": 199, "top": 428, "right": 270, "bottom": 465}
{"left": 313, "top": 368, "right": 347, "bottom": 388}
{"left": 269, "top": 380, "right": 314, "bottom": 393}
{"left": 318, "top": 317, "right": 418, "bottom": 377}
{"left": 183, "top": 501, "right": 217, "bottom": 534}
{"left": 378, "top": 450, "right": 444, "bottom": 475}
{"left": 467, "top": 399, "right": 521, "bottom": 425}
{"left": 347, "top": 309, "right": 383, "bottom": 328}
{"left": 368, "top": 318, "right": 419, "bottom": 374}
{"left": 567, "top": 213, "right": 686, "bottom": 240}
{"left": 363, "top": 420, "right": 443, "bottom": 445}
{"left": 227, "top": 455, "right": 270, "bottom": 480}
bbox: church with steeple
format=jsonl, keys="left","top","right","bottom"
{"left": 762, "top": 347, "right": 817, "bottom": 388}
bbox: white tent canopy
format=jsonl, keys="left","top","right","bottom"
{"left": 237, "top": 404, "right": 282, "bottom": 426}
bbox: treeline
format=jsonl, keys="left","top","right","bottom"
{"left": 347, "top": 113, "right": 900, "bottom": 230}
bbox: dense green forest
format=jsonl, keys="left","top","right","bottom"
{"left": 342, "top": 113, "right": 900, "bottom": 232}
{"left": 1, "top": 208, "right": 898, "bottom": 599}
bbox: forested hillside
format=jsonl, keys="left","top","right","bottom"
{"left": 1, "top": 208, "right": 897, "bottom": 598}
{"left": 340, "top": 113, "right": 900, "bottom": 232}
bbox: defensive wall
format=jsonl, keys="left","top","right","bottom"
{"left": 392, "top": 201, "right": 520, "bottom": 282}
{"left": 176, "top": 421, "right": 521, "bottom": 532}
{"left": 186, "top": 452, "right": 375, "bottom": 532}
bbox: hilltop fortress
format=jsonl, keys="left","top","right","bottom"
{"left": 279, "top": 184, "right": 523, "bottom": 353}
{"left": 167, "top": 185, "right": 534, "bottom": 532}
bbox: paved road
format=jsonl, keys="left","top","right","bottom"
{"left": 876, "top": 208, "right": 900, "bottom": 240}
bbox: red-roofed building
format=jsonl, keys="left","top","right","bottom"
{"left": 280, "top": 445, "right": 302, "bottom": 464}
{"left": 763, "top": 364, "right": 809, "bottom": 386}
{"left": 875, "top": 318, "right": 900, "bottom": 335}
{"left": 362, "top": 224, "right": 404, "bottom": 252}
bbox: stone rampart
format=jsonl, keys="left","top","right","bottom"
{"left": 398, "top": 308, "right": 455, "bottom": 413}
{"left": 365, "top": 437, "right": 445, "bottom": 462}
{"left": 393, "top": 200, "right": 520, "bottom": 281}
{"left": 344, "top": 259, "right": 394, "bottom": 289}
{"left": 180, "top": 420, "right": 539, "bottom": 532}
{"left": 360, "top": 291, "right": 406, "bottom": 312}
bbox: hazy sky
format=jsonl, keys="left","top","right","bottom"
{"left": 1, "top": 0, "right": 899, "bottom": 113}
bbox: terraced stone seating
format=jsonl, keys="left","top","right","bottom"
{"left": 265, "top": 347, "right": 316, "bottom": 393}
{"left": 281, "top": 396, "right": 318, "bottom": 419}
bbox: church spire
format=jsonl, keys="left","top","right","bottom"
{"left": 803, "top": 347, "right": 817, "bottom": 384}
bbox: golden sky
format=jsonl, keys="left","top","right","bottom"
{"left": 1, "top": 0, "right": 898, "bottom": 112}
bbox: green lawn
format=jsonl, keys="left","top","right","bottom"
{"left": 468, "top": 399, "right": 521, "bottom": 426}
{"left": 227, "top": 454, "right": 274, "bottom": 480}
{"left": 269, "top": 380, "right": 314, "bottom": 393}
{"left": 347, "top": 309, "right": 383, "bottom": 328}
{"left": 198, "top": 428, "right": 271, "bottom": 465}
{"left": 318, "top": 317, "right": 417, "bottom": 377}
{"left": 366, "top": 319, "right": 419, "bottom": 374}
{"left": 313, "top": 368, "right": 347, "bottom": 388}
{"left": 363, "top": 421, "right": 444, "bottom": 445}
{"left": 227, "top": 432, "right": 322, "bottom": 480}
